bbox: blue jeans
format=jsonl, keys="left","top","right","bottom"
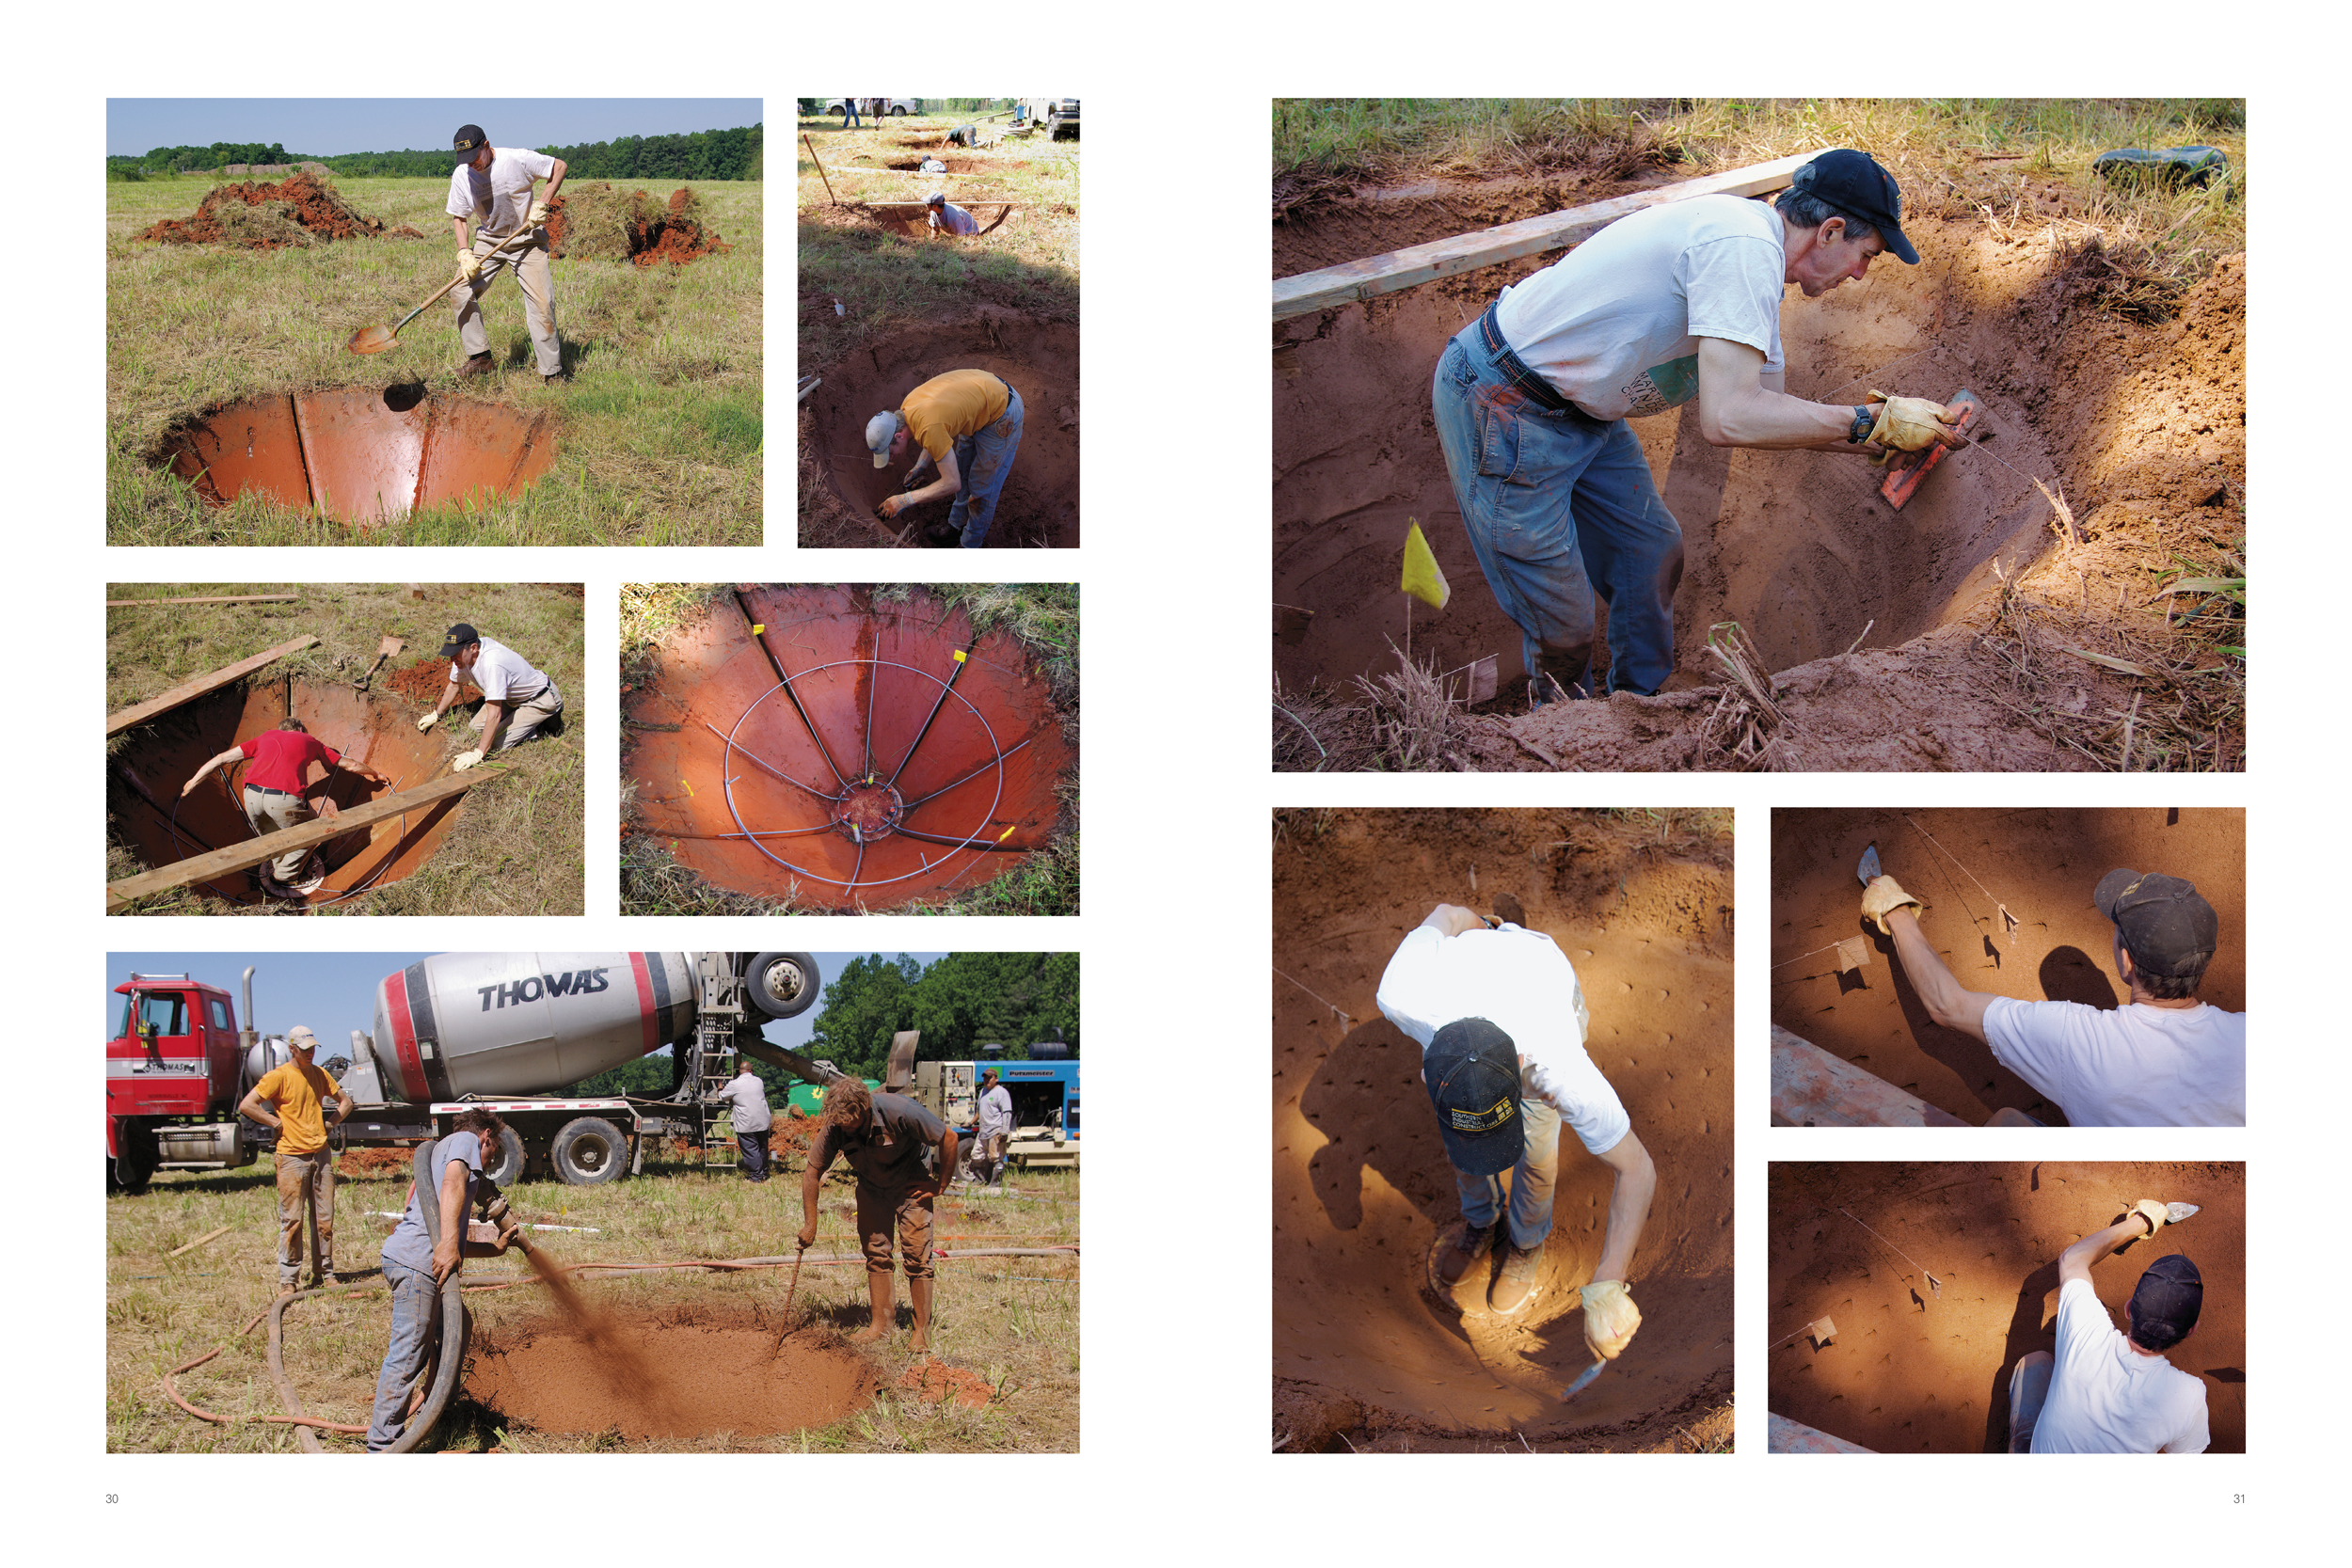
{"left": 1449, "top": 1097, "right": 1561, "bottom": 1252}
{"left": 365, "top": 1260, "right": 440, "bottom": 1451}
{"left": 842, "top": 103, "right": 862, "bottom": 127}
{"left": 947, "top": 385, "right": 1024, "bottom": 548}
{"left": 1431, "top": 322, "right": 1685, "bottom": 697}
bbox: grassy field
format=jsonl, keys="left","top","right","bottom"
{"left": 107, "top": 1143, "right": 1081, "bottom": 1453}
{"left": 619, "top": 582, "right": 1079, "bottom": 917}
{"left": 105, "top": 582, "right": 584, "bottom": 915}
{"left": 107, "top": 174, "right": 761, "bottom": 545}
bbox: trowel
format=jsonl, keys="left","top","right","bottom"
{"left": 1879, "top": 388, "right": 1981, "bottom": 511}
{"left": 1857, "top": 843, "right": 1882, "bottom": 885}
{"left": 355, "top": 633, "right": 405, "bottom": 693}
{"left": 1561, "top": 1358, "right": 1606, "bottom": 1402}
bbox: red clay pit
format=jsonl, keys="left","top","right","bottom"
{"left": 107, "top": 675, "right": 467, "bottom": 907}
{"left": 624, "top": 586, "right": 1074, "bottom": 911}
{"left": 160, "top": 387, "right": 558, "bottom": 524}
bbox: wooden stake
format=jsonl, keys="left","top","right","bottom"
{"left": 168, "top": 1225, "right": 233, "bottom": 1258}
{"left": 802, "top": 135, "right": 837, "bottom": 205}
{"left": 107, "top": 594, "right": 299, "bottom": 608}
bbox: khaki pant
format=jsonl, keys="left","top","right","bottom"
{"left": 242, "top": 785, "right": 318, "bottom": 883}
{"left": 470, "top": 681, "right": 564, "bottom": 750}
{"left": 454, "top": 230, "right": 561, "bottom": 377}
{"left": 276, "top": 1148, "right": 336, "bottom": 1286}
{"left": 856, "top": 1169, "right": 936, "bottom": 1280}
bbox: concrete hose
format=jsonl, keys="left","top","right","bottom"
{"left": 380, "top": 1139, "right": 469, "bottom": 1454}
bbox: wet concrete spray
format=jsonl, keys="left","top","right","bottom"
{"left": 512, "top": 1241, "right": 688, "bottom": 1426}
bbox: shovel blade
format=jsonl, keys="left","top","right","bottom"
{"left": 347, "top": 325, "right": 398, "bottom": 356}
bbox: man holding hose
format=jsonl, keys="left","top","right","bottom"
{"left": 447, "top": 122, "right": 568, "bottom": 386}
{"left": 1375, "top": 897, "right": 1656, "bottom": 1362}
{"left": 1433, "top": 148, "right": 1968, "bottom": 703}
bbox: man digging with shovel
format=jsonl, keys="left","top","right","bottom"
{"left": 1375, "top": 896, "right": 1656, "bottom": 1370}
{"left": 446, "top": 122, "right": 569, "bottom": 386}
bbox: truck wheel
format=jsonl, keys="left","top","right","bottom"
{"left": 550, "top": 1117, "right": 628, "bottom": 1185}
{"left": 111, "top": 1122, "right": 156, "bottom": 1195}
{"left": 892, "top": 105, "right": 907, "bottom": 116}
{"left": 480, "top": 1125, "right": 526, "bottom": 1188}
{"left": 748, "top": 951, "right": 821, "bottom": 1019}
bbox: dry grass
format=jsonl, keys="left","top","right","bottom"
{"left": 109, "top": 1150, "right": 1080, "bottom": 1453}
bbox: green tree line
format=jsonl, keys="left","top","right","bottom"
{"left": 107, "top": 123, "right": 762, "bottom": 182}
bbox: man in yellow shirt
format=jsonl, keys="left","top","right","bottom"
{"left": 866, "top": 368, "right": 1027, "bottom": 547}
{"left": 239, "top": 1026, "right": 355, "bottom": 1292}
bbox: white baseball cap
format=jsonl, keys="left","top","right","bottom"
{"left": 927, "top": 191, "right": 947, "bottom": 206}
{"left": 287, "top": 1026, "right": 319, "bottom": 1049}
{"left": 866, "top": 411, "right": 899, "bottom": 467}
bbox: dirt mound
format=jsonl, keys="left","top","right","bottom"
{"left": 138, "top": 172, "right": 390, "bottom": 248}
{"left": 1273, "top": 809, "right": 1733, "bottom": 1449}
{"left": 336, "top": 1147, "right": 415, "bottom": 1177}
{"left": 897, "top": 1356, "right": 993, "bottom": 1408}
{"left": 468, "top": 1307, "right": 879, "bottom": 1439}
{"left": 1771, "top": 807, "right": 2243, "bottom": 1124}
{"left": 386, "top": 657, "right": 475, "bottom": 705}
{"left": 799, "top": 309, "right": 1078, "bottom": 549}
{"left": 551, "top": 183, "right": 733, "bottom": 267}
{"left": 1769, "top": 1162, "right": 2244, "bottom": 1452}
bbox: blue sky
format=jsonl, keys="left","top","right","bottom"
{"left": 107, "top": 952, "right": 940, "bottom": 1057}
{"left": 106, "top": 99, "right": 765, "bottom": 158}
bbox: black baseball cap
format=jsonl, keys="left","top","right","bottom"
{"left": 453, "top": 125, "right": 490, "bottom": 162}
{"left": 2126, "top": 1253, "right": 2202, "bottom": 1350}
{"left": 2094, "top": 868, "right": 2219, "bottom": 979}
{"left": 438, "top": 623, "right": 481, "bottom": 657}
{"left": 1789, "top": 149, "right": 1918, "bottom": 264}
{"left": 1422, "top": 1018, "right": 1523, "bottom": 1177}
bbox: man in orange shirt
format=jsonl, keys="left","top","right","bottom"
{"left": 239, "top": 1026, "right": 356, "bottom": 1293}
{"left": 182, "top": 718, "right": 390, "bottom": 896}
{"left": 866, "top": 368, "right": 1026, "bottom": 547}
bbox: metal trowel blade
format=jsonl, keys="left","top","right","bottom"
{"left": 2167, "top": 1202, "right": 2201, "bottom": 1224}
{"left": 1561, "top": 1359, "right": 1606, "bottom": 1401}
{"left": 1858, "top": 843, "right": 1882, "bottom": 885}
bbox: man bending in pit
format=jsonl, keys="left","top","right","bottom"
{"left": 447, "top": 121, "right": 569, "bottom": 387}
{"left": 798, "top": 1077, "right": 960, "bottom": 1352}
{"left": 417, "top": 622, "right": 565, "bottom": 770}
{"left": 181, "top": 716, "right": 391, "bottom": 897}
{"left": 926, "top": 191, "right": 980, "bottom": 236}
{"left": 1375, "top": 897, "right": 1656, "bottom": 1362}
{"left": 2006, "top": 1201, "right": 2209, "bottom": 1453}
{"left": 867, "top": 368, "right": 1026, "bottom": 548}
{"left": 1433, "top": 149, "right": 1967, "bottom": 703}
{"left": 1861, "top": 863, "right": 2244, "bottom": 1125}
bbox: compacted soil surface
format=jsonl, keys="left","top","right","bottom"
{"left": 1273, "top": 809, "right": 1732, "bottom": 1451}
{"left": 1768, "top": 1161, "right": 2244, "bottom": 1452}
{"left": 1771, "top": 807, "right": 2242, "bottom": 1125}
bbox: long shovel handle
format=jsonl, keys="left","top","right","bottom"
{"left": 387, "top": 224, "right": 544, "bottom": 337}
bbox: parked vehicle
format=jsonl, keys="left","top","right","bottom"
{"left": 824, "top": 98, "right": 922, "bottom": 117}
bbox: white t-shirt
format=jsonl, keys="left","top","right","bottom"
{"left": 453, "top": 636, "right": 550, "bottom": 704}
{"left": 1982, "top": 996, "right": 2245, "bottom": 1126}
{"left": 1375, "top": 924, "right": 1630, "bottom": 1157}
{"left": 2031, "top": 1275, "right": 2210, "bottom": 1453}
{"left": 1492, "top": 194, "right": 1788, "bottom": 421}
{"left": 447, "top": 146, "right": 559, "bottom": 237}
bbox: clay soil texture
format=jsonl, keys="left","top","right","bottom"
{"left": 1273, "top": 808, "right": 1733, "bottom": 1451}
{"left": 549, "top": 183, "right": 734, "bottom": 267}
{"left": 1772, "top": 807, "right": 2242, "bottom": 1125}
{"left": 1769, "top": 1162, "right": 2243, "bottom": 1452}
{"left": 137, "top": 171, "right": 420, "bottom": 248}
{"left": 1273, "top": 168, "right": 2243, "bottom": 772}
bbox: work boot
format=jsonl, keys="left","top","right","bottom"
{"left": 909, "top": 1276, "right": 933, "bottom": 1353}
{"left": 1426, "top": 1219, "right": 1495, "bottom": 1296}
{"left": 1490, "top": 1241, "right": 1545, "bottom": 1316}
{"left": 851, "top": 1272, "right": 894, "bottom": 1343}
{"left": 542, "top": 369, "right": 571, "bottom": 387}
{"left": 459, "top": 352, "right": 494, "bottom": 379}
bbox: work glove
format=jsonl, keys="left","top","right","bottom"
{"left": 527, "top": 199, "right": 550, "bottom": 225}
{"left": 2128, "top": 1199, "right": 2170, "bottom": 1239}
{"left": 1860, "top": 874, "right": 1924, "bottom": 935}
{"left": 452, "top": 750, "right": 484, "bottom": 772}
{"left": 877, "top": 494, "right": 905, "bottom": 521}
{"left": 1866, "top": 389, "right": 1955, "bottom": 455}
{"left": 456, "top": 248, "right": 483, "bottom": 282}
{"left": 1581, "top": 1279, "right": 1642, "bottom": 1360}
{"left": 417, "top": 710, "right": 439, "bottom": 733}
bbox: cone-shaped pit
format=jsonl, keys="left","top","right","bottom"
{"left": 804, "top": 312, "right": 1077, "bottom": 547}
{"left": 625, "top": 585, "right": 1073, "bottom": 911}
{"left": 160, "top": 387, "right": 557, "bottom": 524}
{"left": 467, "top": 1312, "right": 881, "bottom": 1440}
{"left": 107, "top": 677, "right": 466, "bottom": 906}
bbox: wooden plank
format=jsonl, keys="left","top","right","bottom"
{"left": 106, "top": 594, "right": 300, "bottom": 608}
{"left": 104, "top": 636, "right": 320, "bottom": 736}
{"left": 1272, "top": 151, "right": 1814, "bottom": 322}
{"left": 105, "top": 768, "right": 503, "bottom": 909}
{"left": 167, "top": 1224, "right": 233, "bottom": 1258}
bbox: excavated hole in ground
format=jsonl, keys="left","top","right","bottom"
{"left": 157, "top": 386, "right": 558, "bottom": 525}
{"left": 803, "top": 313, "right": 1078, "bottom": 549}
{"left": 107, "top": 676, "right": 465, "bottom": 906}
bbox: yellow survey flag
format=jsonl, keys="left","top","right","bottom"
{"left": 1401, "top": 517, "right": 1451, "bottom": 610}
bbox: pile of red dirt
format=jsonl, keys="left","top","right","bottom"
{"left": 898, "top": 1356, "right": 993, "bottom": 1409}
{"left": 336, "top": 1147, "right": 416, "bottom": 1177}
{"left": 1273, "top": 808, "right": 1733, "bottom": 1451}
{"left": 1769, "top": 1162, "right": 2244, "bottom": 1452}
{"left": 385, "top": 657, "right": 475, "bottom": 705}
{"left": 137, "top": 172, "right": 397, "bottom": 248}
{"left": 548, "top": 185, "right": 733, "bottom": 267}
{"left": 1771, "top": 807, "right": 2244, "bottom": 1124}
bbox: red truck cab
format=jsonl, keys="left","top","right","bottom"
{"left": 107, "top": 974, "right": 243, "bottom": 1190}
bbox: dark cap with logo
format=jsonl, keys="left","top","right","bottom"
{"left": 1422, "top": 1017, "right": 1523, "bottom": 1177}
{"left": 438, "top": 623, "right": 481, "bottom": 657}
{"left": 2094, "top": 868, "right": 2219, "bottom": 978}
{"left": 1790, "top": 149, "right": 1918, "bottom": 264}
{"left": 2127, "top": 1253, "right": 2202, "bottom": 1350}
{"left": 453, "top": 125, "right": 490, "bottom": 163}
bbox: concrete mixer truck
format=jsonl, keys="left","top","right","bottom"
{"left": 106, "top": 952, "right": 836, "bottom": 1194}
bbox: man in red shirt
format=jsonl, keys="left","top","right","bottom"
{"left": 181, "top": 718, "right": 389, "bottom": 895}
